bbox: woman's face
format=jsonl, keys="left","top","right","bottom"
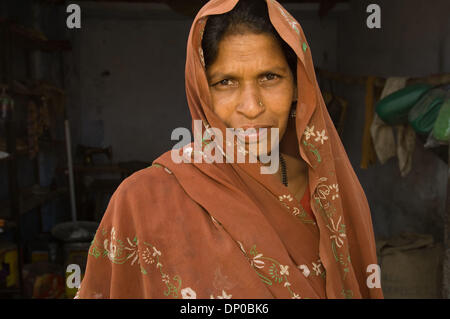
{"left": 206, "top": 32, "right": 296, "bottom": 156}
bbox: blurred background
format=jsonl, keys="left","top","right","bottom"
{"left": 0, "top": 0, "right": 449, "bottom": 299}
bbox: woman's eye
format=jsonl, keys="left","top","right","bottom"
{"left": 212, "top": 79, "right": 235, "bottom": 87}
{"left": 262, "top": 73, "right": 279, "bottom": 81}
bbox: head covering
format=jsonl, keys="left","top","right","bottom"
{"left": 76, "top": 0, "right": 383, "bottom": 299}
{"left": 155, "top": 0, "right": 382, "bottom": 298}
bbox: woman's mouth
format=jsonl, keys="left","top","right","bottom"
{"left": 236, "top": 125, "right": 273, "bottom": 144}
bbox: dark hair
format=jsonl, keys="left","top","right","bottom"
{"left": 202, "top": 0, "right": 297, "bottom": 83}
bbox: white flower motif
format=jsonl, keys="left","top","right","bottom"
{"left": 251, "top": 253, "right": 265, "bottom": 269}
{"left": 292, "top": 293, "right": 301, "bottom": 299}
{"left": 280, "top": 265, "right": 289, "bottom": 276}
{"left": 314, "top": 129, "right": 329, "bottom": 144}
{"left": 331, "top": 184, "right": 339, "bottom": 192}
{"left": 298, "top": 264, "right": 310, "bottom": 278}
{"left": 312, "top": 261, "right": 322, "bottom": 276}
{"left": 279, "top": 194, "right": 293, "bottom": 202}
{"left": 284, "top": 281, "right": 291, "bottom": 288}
{"left": 104, "top": 227, "right": 119, "bottom": 260}
{"left": 304, "top": 125, "right": 315, "bottom": 140}
{"left": 326, "top": 216, "right": 346, "bottom": 248}
{"left": 216, "top": 290, "right": 232, "bottom": 299}
{"left": 181, "top": 287, "right": 197, "bottom": 299}
{"left": 161, "top": 274, "right": 170, "bottom": 284}
{"left": 332, "top": 194, "right": 339, "bottom": 200}
{"left": 124, "top": 237, "right": 140, "bottom": 266}
{"left": 292, "top": 207, "right": 300, "bottom": 216}
{"left": 152, "top": 246, "right": 161, "bottom": 257}
{"left": 142, "top": 248, "right": 155, "bottom": 264}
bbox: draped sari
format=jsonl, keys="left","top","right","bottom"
{"left": 75, "top": 0, "right": 383, "bottom": 299}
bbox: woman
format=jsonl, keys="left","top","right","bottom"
{"left": 76, "top": 0, "right": 383, "bottom": 299}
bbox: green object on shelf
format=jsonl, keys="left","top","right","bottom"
{"left": 432, "top": 98, "right": 450, "bottom": 142}
{"left": 408, "top": 86, "right": 448, "bottom": 135}
{"left": 375, "top": 83, "right": 432, "bottom": 125}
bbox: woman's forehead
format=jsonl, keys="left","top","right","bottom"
{"left": 208, "top": 33, "right": 289, "bottom": 72}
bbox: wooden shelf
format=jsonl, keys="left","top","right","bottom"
{"left": 0, "top": 186, "right": 68, "bottom": 218}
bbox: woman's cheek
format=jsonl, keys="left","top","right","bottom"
{"left": 212, "top": 99, "right": 235, "bottom": 126}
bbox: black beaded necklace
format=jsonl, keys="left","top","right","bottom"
{"left": 279, "top": 153, "right": 288, "bottom": 187}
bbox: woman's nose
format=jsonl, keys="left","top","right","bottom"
{"left": 236, "top": 85, "right": 265, "bottom": 119}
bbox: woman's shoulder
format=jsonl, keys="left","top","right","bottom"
{"left": 113, "top": 163, "right": 177, "bottom": 199}
{"left": 102, "top": 163, "right": 187, "bottom": 223}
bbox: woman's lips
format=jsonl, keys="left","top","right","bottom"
{"left": 236, "top": 125, "right": 273, "bottom": 144}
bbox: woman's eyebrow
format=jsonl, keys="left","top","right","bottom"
{"left": 208, "top": 66, "right": 289, "bottom": 80}
{"left": 207, "top": 71, "right": 237, "bottom": 81}
{"left": 261, "top": 66, "right": 289, "bottom": 74}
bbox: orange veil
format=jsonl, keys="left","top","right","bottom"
{"left": 76, "top": 0, "right": 383, "bottom": 299}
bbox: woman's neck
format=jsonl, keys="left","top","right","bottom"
{"left": 278, "top": 120, "right": 309, "bottom": 199}
{"left": 280, "top": 152, "right": 308, "bottom": 183}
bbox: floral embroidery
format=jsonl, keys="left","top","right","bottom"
{"left": 304, "top": 125, "right": 315, "bottom": 140}
{"left": 314, "top": 129, "right": 329, "bottom": 144}
{"left": 302, "top": 42, "right": 308, "bottom": 52}
{"left": 302, "top": 126, "right": 329, "bottom": 165}
{"left": 250, "top": 252, "right": 265, "bottom": 269}
{"left": 279, "top": 193, "right": 316, "bottom": 225}
{"left": 181, "top": 287, "right": 197, "bottom": 299}
{"left": 302, "top": 140, "right": 321, "bottom": 164}
{"left": 298, "top": 264, "right": 310, "bottom": 278}
{"left": 279, "top": 194, "right": 293, "bottom": 202}
{"left": 312, "top": 260, "right": 323, "bottom": 276}
{"left": 326, "top": 215, "right": 346, "bottom": 248}
{"left": 88, "top": 227, "right": 189, "bottom": 299}
{"left": 279, "top": 265, "right": 289, "bottom": 276}
{"left": 313, "top": 177, "right": 340, "bottom": 211}
{"left": 210, "top": 290, "right": 232, "bottom": 299}
{"left": 292, "top": 206, "right": 316, "bottom": 225}
{"left": 330, "top": 184, "right": 339, "bottom": 200}
{"left": 312, "top": 180, "right": 353, "bottom": 295}
{"left": 238, "top": 243, "right": 302, "bottom": 299}
{"left": 274, "top": 1, "right": 300, "bottom": 35}
{"left": 341, "top": 289, "right": 354, "bottom": 299}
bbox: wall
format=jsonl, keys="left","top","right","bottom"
{"left": 67, "top": 1, "right": 340, "bottom": 163}
{"left": 66, "top": 0, "right": 450, "bottom": 242}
